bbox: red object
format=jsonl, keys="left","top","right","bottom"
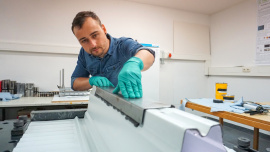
{"left": 168, "top": 53, "right": 172, "bottom": 58}
{"left": 0, "top": 81, "right": 2, "bottom": 92}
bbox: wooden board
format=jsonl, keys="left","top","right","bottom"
{"left": 51, "top": 95, "right": 89, "bottom": 104}
{"left": 182, "top": 100, "right": 270, "bottom": 131}
{"left": 51, "top": 100, "right": 89, "bottom": 103}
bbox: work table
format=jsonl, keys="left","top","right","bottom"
{"left": 0, "top": 97, "right": 88, "bottom": 121}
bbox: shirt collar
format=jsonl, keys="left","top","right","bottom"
{"left": 106, "top": 33, "right": 114, "bottom": 56}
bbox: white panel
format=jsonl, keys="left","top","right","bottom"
{"left": 0, "top": 0, "right": 210, "bottom": 54}
{"left": 206, "top": 76, "right": 270, "bottom": 102}
{"left": 173, "top": 21, "right": 210, "bottom": 56}
{"left": 122, "top": 0, "right": 246, "bottom": 15}
{"left": 85, "top": 95, "right": 221, "bottom": 152}
{"left": 210, "top": 0, "right": 257, "bottom": 67}
{"left": 159, "top": 60, "right": 208, "bottom": 105}
{"left": 207, "top": 0, "right": 270, "bottom": 103}
{"left": 14, "top": 95, "right": 228, "bottom": 152}
{"left": 14, "top": 119, "right": 83, "bottom": 152}
{"left": 141, "top": 48, "right": 160, "bottom": 101}
{"left": 161, "top": 51, "right": 210, "bottom": 61}
{"left": 208, "top": 66, "right": 270, "bottom": 76}
{"left": 0, "top": 41, "right": 80, "bottom": 54}
{"left": 0, "top": 51, "right": 77, "bottom": 91}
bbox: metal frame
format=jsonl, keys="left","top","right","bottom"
{"left": 93, "top": 86, "right": 172, "bottom": 126}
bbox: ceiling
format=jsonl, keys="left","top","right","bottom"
{"left": 123, "top": 0, "right": 248, "bottom": 15}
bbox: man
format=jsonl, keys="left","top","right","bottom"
{"left": 71, "top": 11, "right": 155, "bottom": 98}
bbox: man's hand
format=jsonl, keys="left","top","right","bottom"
{"left": 89, "top": 76, "right": 114, "bottom": 87}
{"left": 113, "top": 57, "right": 144, "bottom": 98}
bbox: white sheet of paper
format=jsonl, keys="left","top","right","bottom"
{"left": 52, "top": 95, "right": 89, "bottom": 101}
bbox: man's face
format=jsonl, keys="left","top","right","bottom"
{"left": 73, "top": 17, "right": 109, "bottom": 58}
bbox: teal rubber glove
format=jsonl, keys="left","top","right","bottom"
{"left": 113, "top": 57, "right": 144, "bottom": 98}
{"left": 89, "top": 76, "right": 114, "bottom": 87}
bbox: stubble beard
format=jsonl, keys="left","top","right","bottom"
{"left": 90, "top": 47, "right": 104, "bottom": 58}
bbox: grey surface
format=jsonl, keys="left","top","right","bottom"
{"left": 0, "top": 120, "right": 23, "bottom": 152}
{"left": 182, "top": 125, "right": 227, "bottom": 152}
{"left": 94, "top": 86, "right": 172, "bottom": 126}
{"left": 31, "top": 108, "right": 87, "bottom": 121}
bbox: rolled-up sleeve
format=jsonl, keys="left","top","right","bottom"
{"left": 135, "top": 47, "right": 155, "bottom": 58}
{"left": 120, "top": 38, "right": 155, "bottom": 59}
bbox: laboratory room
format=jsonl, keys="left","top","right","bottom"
{"left": 1, "top": 0, "right": 270, "bottom": 151}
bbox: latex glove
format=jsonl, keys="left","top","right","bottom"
{"left": 113, "top": 57, "right": 144, "bottom": 98}
{"left": 89, "top": 76, "right": 114, "bottom": 87}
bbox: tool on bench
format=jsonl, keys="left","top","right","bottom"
{"left": 57, "top": 69, "right": 89, "bottom": 97}
{"left": 243, "top": 101, "right": 269, "bottom": 115}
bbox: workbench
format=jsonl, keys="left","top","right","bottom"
{"left": 0, "top": 97, "right": 88, "bottom": 121}
{"left": 182, "top": 100, "right": 270, "bottom": 150}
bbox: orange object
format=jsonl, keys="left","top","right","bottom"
{"left": 168, "top": 53, "right": 172, "bottom": 58}
{"left": 215, "top": 83, "right": 227, "bottom": 100}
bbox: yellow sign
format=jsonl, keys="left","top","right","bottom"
{"left": 215, "top": 83, "right": 227, "bottom": 100}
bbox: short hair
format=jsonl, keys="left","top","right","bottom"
{"left": 71, "top": 11, "right": 102, "bottom": 33}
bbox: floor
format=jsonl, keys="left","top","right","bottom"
{"left": 206, "top": 117, "right": 270, "bottom": 152}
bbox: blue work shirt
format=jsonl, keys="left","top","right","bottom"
{"left": 71, "top": 33, "right": 155, "bottom": 89}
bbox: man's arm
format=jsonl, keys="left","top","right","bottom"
{"left": 112, "top": 48, "right": 155, "bottom": 98}
{"left": 135, "top": 49, "right": 155, "bottom": 71}
{"left": 72, "top": 77, "right": 92, "bottom": 91}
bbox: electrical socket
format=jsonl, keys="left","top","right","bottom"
{"left": 242, "top": 67, "right": 251, "bottom": 73}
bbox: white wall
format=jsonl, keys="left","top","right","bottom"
{"left": 208, "top": 0, "right": 270, "bottom": 102}
{"left": 0, "top": 51, "right": 77, "bottom": 91}
{"left": 0, "top": 0, "right": 209, "bottom": 52}
{"left": 207, "top": 76, "right": 270, "bottom": 102}
{"left": 209, "top": 0, "right": 270, "bottom": 135}
{"left": 210, "top": 0, "right": 257, "bottom": 67}
{"left": 0, "top": 0, "right": 209, "bottom": 104}
{"left": 160, "top": 60, "right": 208, "bottom": 106}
